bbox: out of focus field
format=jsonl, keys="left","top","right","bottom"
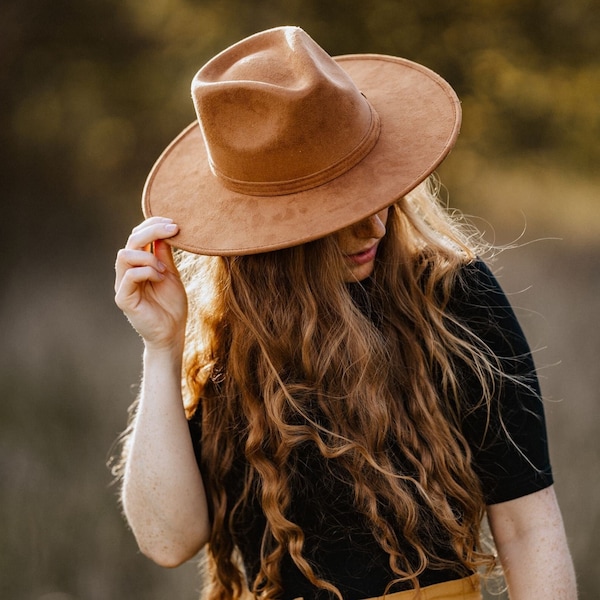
{"left": 1, "top": 1, "right": 598, "bottom": 598}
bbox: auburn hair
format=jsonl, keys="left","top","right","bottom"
{"left": 176, "top": 176, "right": 498, "bottom": 599}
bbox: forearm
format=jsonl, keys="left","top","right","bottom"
{"left": 496, "top": 527, "right": 576, "bottom": 599}
{"left": 488, "top": 487, "right": 577, "bottom": 599}
{"left": 122, "top": 345, "right": 210, "bottom": 566}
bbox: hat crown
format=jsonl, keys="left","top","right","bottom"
{"left": 191, "top": 27, "right": 380, "bottom": 195}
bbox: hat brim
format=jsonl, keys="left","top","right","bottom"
{"left": 142, "top": 54, "right": 461, "bottom": 256}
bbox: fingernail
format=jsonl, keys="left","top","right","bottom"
{"left": 165, "top": 224, "right": 178, "bottom": 232}
{"left": 157, "top": 261, "right": 167, "bottom": 272}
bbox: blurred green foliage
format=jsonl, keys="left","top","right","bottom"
{"left": 1, "top": 1, "right": 598, "bottom": 598}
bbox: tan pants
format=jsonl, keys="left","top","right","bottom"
{"left": 362, "top": 575, "right": 481, "bottom": 600}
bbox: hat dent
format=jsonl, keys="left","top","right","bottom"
{"left": 191, "top": 27, "right": 380, "bottom": 189}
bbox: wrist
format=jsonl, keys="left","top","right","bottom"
{"left": 139, "top": 341, "right": 186, "bottom": 415}
{"left": 143, "top": 337, "right": 185, "bottom": 366}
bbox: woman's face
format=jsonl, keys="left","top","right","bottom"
{"left": 334, "top": 207, "right": 390, "bottom": 282}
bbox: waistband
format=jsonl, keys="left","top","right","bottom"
{"left": 362, "top": 575, "right": 481, "bottom": 600}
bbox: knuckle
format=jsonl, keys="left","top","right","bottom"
{"left": 126, "top": 233, "right": 138, "bottom": 248}
{"left": 115, "top": 248, "right": 128, "bottom": 263}
{"left": 114, "top": 289, "right": 124, "bottom": 308}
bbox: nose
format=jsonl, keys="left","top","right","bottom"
{"left": 353, "top": 212, "right": 386, "bottom": 239}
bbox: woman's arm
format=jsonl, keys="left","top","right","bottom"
{"left": 114, "top": 217, "right": 210, "bottom": 566}
{"left": 487, "top": 486, "right": 577, "bottom": 599}
{"left": 122, "top": 345, "right": 211, "bottom": 566}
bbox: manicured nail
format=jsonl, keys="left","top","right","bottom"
{"left": 157, "top": 261, "right": 167, "bottom": 272}
{"left": 165, "top": 224, "right": 178, "bottom": 232}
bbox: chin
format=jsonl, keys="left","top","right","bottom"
{"left": 344, "top": 263, "right": 375, "bottom": 282}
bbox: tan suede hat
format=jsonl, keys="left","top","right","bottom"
{"left": 142, "top": 26, "right": 461, "bottom": 255}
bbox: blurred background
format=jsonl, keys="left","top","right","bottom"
{"left": 1, "top": 0, "right": 598, "bottom": 598}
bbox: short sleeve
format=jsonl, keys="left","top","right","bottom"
{"left": 449, "top": 259, "right": 554, "bottom": 505}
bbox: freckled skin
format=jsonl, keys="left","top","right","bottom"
{"left": 334, "top": 207, "right": 389, "bottom": 282}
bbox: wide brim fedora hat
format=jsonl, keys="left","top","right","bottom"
{"left": 142, "top": 26, "right": 461, "bottom": 256}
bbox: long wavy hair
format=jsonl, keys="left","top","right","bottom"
{"left": 176, "top": 176, "right": 498, "bottom": 599}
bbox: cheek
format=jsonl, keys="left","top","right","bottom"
{"left": 379, "top": 207, "right": 390, "bottom": 226}
{"left": 332, "top": 227, "right": 353, "bottom": 250}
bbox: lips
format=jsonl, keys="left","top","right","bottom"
{"left": 344, "top": 243, "right": 379, "bottom": 266}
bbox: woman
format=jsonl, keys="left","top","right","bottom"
{"left": 113, "top": 27, "right": 576, "bottom": 599}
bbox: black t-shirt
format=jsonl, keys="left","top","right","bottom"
{"left": 188, "top": 259, "right": 553, "bottom": 599}
{"left": 447, "top": 260, "right": 553, "bottom": 505}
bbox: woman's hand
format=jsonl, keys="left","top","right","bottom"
{"left": 114, "top": 217, "right": 187, "bottom": 351}
{"left": 115, "top": 218, "right": 210, "bottom": 563}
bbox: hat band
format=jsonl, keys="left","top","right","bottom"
{"left": 210, "top": 100, "right": 381, "bottom": 197}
